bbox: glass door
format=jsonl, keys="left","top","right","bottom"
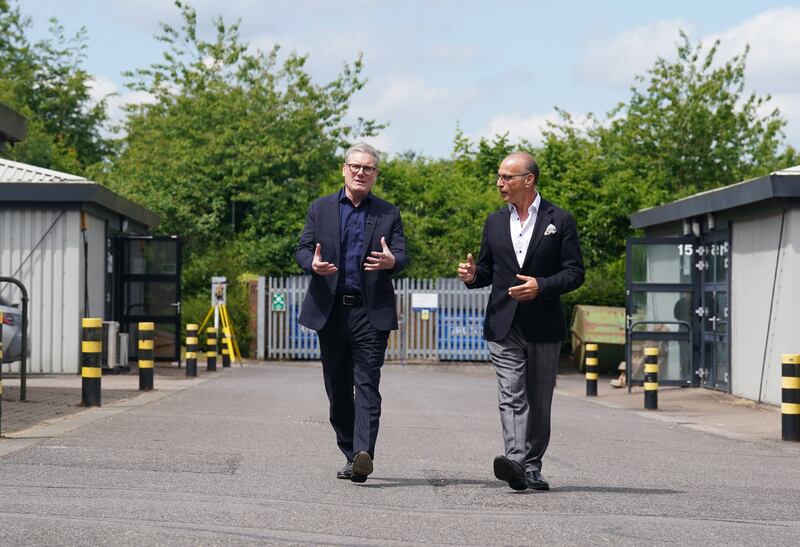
{"left": 115, "top": 236, "right": 182, "bottom": 362}
{"left": 698, "top": 232, "right": 730, "bottom": 390}
{"left": 626, "top": 237, "right": 697, "bottom": 388}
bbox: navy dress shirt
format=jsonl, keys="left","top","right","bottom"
{"left": 337, "top": 188, "right": 371, "bottom": 294}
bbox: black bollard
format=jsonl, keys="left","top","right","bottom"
{"left": 585, "top": 343, "right": 598, "bottom": 397}
{"left": 782, "top": 353, "right": 800, "bottom": 441}
{"left": 221, "top": 328, "right": 231, "bottom": 368}
{"left": 644, "top": 347, "right": 659, "bottom": 410}
{"left": 81, "top": 318, "right": 103, "bottom": 407}
{"left": 138, "top": 322, "right": 154, "bottom": 391}
{"left": 206, "top": 326, "right": 217, "bottom": 371}
{"left": 186, "top": 324, "right": 198, "bottom": 377}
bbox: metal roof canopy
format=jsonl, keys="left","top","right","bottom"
{"left": 630, "top": 167, "right": 800, "bottom": 229}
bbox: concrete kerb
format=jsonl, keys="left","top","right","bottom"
{"left": 0, "top": 368, "right": 215, "bottom": 457}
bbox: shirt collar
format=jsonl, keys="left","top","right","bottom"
{"left": 338, "top": 187, "right": 372, "bottom": 206}
{"left": 508, "top": 192, "right": 541, "bottom": 216}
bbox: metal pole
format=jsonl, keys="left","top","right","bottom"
{"left": 0, "top": 311, "right": 4, "bottom": 435}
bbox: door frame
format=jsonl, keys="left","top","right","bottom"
{"left": 114, "top": 235, "right": 182, "bottom": 362}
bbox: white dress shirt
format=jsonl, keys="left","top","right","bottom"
{"left": 509, "top": 193, "right": 541, "bottom": 268}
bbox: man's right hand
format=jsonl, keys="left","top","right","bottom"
{"left": 312, "top": 243, "right": 338, "bottom": 276}
{"left": 457, "top": 253, "right": 476, "bottom": 283}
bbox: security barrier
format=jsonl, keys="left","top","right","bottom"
{"left": 206, "top": 326, "right": 217, "bottom": 371}
{"left": 186, "top": 324, "right": 198, "bottom": 377}
{"left": 782, "top": 354, "right": 800, "bottom": 441}
{"left": 644, "top": 347, "right": 659, "bottom": 410}
{"left": 585, "top": 343, "right": 598, "bottom": 396}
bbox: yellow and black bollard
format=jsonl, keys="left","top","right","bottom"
{"left": 585, "top": 343, "right": 598, "bottom": 397}
{"left": 81, "top": 318, "right": 103, "bottom": 407}
{"left": 221, "top": 327, "right": 231, "bottom": 368}
{"left": 206, "top": 326, "right": 217, "bottom": 371}
{"left": 138, "top": 322, "right": 155, "bottom": 391}
{"left": 644, "top": 347, "right": 659, "bottom": 410}
{"left": 782, "top": 353, "right": 800, "bottom": 442}
{"left": 186, "top": 324, "right": 198, "bottom": 377}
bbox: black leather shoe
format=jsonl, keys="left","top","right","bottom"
{"left": 526, "top": 469, "right": 550, "bottom": 491}
{"left": 336, "top": 461, "right": 353, "bottom": 480}
{"left": 351, "top": 451, "right": 373, "bottom": 483}
{"left": 493, "top": 456, "right": 528, "bottom": 491}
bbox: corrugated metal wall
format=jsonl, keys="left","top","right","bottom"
{"left": 0, "top": 209, "right": 81, "bottom": 373}
{"left": 731, "top": 206, "right": 799, "bottom": 405}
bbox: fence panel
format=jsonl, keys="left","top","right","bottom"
{"left": 264, "top": 276, "right": 491, "bottom": 362}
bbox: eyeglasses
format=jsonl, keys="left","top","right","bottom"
{"left": 345, "top": 163, "right": 377, "bottom": 175}
{"left": 497, "top": 173, "right": 531, "bottom": 182}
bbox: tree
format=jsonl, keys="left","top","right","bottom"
{"left": 541, "top": 32, "right": 798, "bottom": 273}
{"left": 102, "top": 1, "right": 380, "bottom": 295}
{"left": 0, "top": 0, "right": 111, "bottom": 172}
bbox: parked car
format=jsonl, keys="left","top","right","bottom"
{"left": 0, "top": 295, "right": 24, "bottom": 363}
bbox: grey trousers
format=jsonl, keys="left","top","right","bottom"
{"left": 487, "top": 321, "right": 561, "bottom": 472}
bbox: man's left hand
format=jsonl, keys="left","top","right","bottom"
{"left": 364, "top": 237, "right": 396, "bottom": 271}
{"left": 508, "top": 274, "right": 540, "bottom": 301}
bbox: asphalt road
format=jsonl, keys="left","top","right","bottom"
{"left": 1, "top": 363, "right": 799, "bottom": 545}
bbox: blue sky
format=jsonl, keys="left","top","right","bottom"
{"left": 21, "top": 0, "right": 800, "bottom": 160}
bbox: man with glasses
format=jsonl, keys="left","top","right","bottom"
{"left": 457, "top": 151, "right": 584, "bottom": 491}
{"left": 296, "top": 142, "right": 408, "bottom": 483}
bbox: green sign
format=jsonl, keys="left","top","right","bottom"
{"left": 272, "top": 292, "right": 286, "bottom": 312}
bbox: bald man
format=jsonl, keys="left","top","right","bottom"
{"left": 458, "top": 151, "right": 584, "bottom": 491}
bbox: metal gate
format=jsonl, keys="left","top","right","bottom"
{"left": 260, "top": 276, "right": 491, "bottom": 362}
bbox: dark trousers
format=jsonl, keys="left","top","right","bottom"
{"left": 317, "top": 303, "right": 389, "bottom": 461}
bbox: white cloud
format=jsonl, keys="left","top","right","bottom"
{"left": 577, "top": 19, "right": 693, "bottom": 86}
{"left": 88, "top": 75, "right": 156, "bottom": 132}
{"left": 355, "top": 76, "right": 480, "bottom": 121}
{"left": 712, "top": 7, "right": 800, "bottom": 93}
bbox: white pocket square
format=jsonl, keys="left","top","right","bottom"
{"left": 544, "top": 223, "right": 557, "bottom": 236}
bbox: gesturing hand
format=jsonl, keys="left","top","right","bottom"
{"left": 311, "top": 243, "right": 338, "bottom": 276}
{"left": 364, "top": 237, "right": 396, "bottom": 271}
{"left": 508, "top": 274, "right": 540, "bottom": 301}
{"left": 457, "top": 253, "right": 476, "bottom": 283}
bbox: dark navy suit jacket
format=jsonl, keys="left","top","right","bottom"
{"left": 295, "top": 191, "right": 408, "bottom": 332}
{"left": 466, "top": 198, "right": 584, "bottom": 343}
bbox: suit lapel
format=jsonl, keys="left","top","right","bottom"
{"left": 361, "top": 209, "right": 379, "bottom": 264}
{"left": 326, "top": 193, "right": 341, "bottom": 265}
{"left": 499, "top": 207, "right": 517, "bottom": 268}
{"left": 522, "top": 199, "right": 552, "bottom": 269}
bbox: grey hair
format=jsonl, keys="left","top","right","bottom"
{"left": 504, "top": 151, "right": 540, "bottom": 185}
{"left": 344, "top": 142, "right": 380, "bottom": 168}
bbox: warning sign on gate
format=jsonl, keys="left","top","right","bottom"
{"left": 272, "top": 292, "right": 286, "bottom": 312}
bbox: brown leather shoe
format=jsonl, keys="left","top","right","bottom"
{"left": 351, "top": 451, "right": 373, "bottom": 483}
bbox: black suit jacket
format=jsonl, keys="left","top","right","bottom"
{"left": 295, "top": 191, "right": 408, "bottom": 332}
{"left": 466, "top": 198, "right": 584, "bottom": 343}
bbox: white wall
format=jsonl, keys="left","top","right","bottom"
{"left": 0, "top": 209, "right": 82, "bottom": 373}
{"left": 731, "top": 207, "right": 799, "bottom": 404}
